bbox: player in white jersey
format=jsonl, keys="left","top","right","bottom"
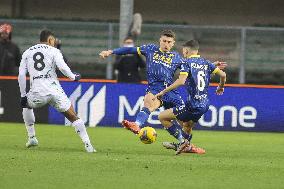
{"left": 18, "top": 30, "right": 96, "bottom": 153}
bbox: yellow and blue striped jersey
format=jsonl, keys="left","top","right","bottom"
{"left": 180, "top": 55, "right": 219, "bottom": 108}
{"left": 138, "top": 44, "right": 184, "bottom": 85}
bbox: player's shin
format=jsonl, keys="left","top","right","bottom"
{"left": 181, "top": 131, "right": 192, "bottom": 143}
{"left": 22, "top": 108, "right": 36, "bottom": 138}
{"left": 135, "top": 107, "right": 151, "bottom": 127}
{"left": 182, "top": 122, "right": 194, "bottom": 142}
{"left": 165, "top": 122, "right": 184, "bottom": 143}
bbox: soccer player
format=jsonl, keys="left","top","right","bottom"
{"left": 154, "top": 39, "right": 226, "bottom": 155}
{"left": 18, "top": 30, "right": 96, "bottom": 153}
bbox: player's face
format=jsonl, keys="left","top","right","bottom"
{"left": 47, "top": 36, "right": 56, "bottom": 47}
{"left": 159, "top": 36, "right": 175, "bottom": 52}
{"left": 123, "top": 39, "right": 134, "bottom": 47}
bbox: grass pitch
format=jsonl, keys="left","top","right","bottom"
{"left": 0, "top": 123, "right": 283, "bottom": 189}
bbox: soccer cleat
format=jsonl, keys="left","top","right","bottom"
{"left": 121, "top": 120, "right": 141, "bottom": 135}
{"left": 162, "top": 142, "right": 178, "bottom": 151}
{"left": 84, "top": 142, "right": 96, "bottom": 153}
{"left": 184, "top": 144, "right": 206, "bottom": 154}
{"left": 175, "top": 139, "right": 189, "bottom": 155}
{"left": 26, "top": 136, "right": 38, "bottom": 148}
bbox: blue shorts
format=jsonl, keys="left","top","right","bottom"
{"left": 146, "top": 83, "right": 184, "bottom": 110}
{"left": 173, "top": 102, "right": 209, "bottom": 122}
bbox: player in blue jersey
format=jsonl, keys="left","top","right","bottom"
{"left": 154, "top": 40, "right": 226, "bottom": 155}
{"left": 100, "top": 31, "right": 226, "bottom": 151}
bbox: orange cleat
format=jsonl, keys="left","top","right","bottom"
{"left": 121, "top": 120, "right": 141, "bottom": 135}
{"left": 184, "top": 144, "right": 206, "bottom": 154}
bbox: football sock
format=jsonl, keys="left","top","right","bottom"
{"left": 135, "top": 107, "right": 151, "bottom": 127}
{"left": 182, "top": 132, "right": 193, "bottom": 142}
{"left": 72, "top": 118, "right": 91, "bottom": 144}
{"left": 166, "top": 123, "right": 184, "bottom": 143}
{"left": 22, "top": 108, "right": 35, "bottom": 138}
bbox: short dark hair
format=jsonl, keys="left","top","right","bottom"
{"left": 161, "top": 30, "right": 176, "bottom": 39}
{"left": 183, "top": 40, "right": 199, "bottom": 50}
{"left": 124, "top": 36, "right": 134, "bottom": 42}
{"left": 40, "top": 29, "right": 54, "bottom": 42}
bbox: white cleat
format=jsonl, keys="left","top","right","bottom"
{"left": 84, "top": 142, "right": 96, "bottom": 153}
{"left": 26, "top": 137, "right": 38, "bottom": 148}
{"left": 162, "top": 142, "right": 178, "bottom": 151}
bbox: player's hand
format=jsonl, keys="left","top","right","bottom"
{"left": 214, "top": 61, "right": 227, "bottom": 70}
{"left": 215, "top": 86, "right": 224, "bottom": 95}
{"left": 153, "top": 91, "right": 164, "bottom": 101}
{"left": 20, "top": 96, "right": 28, "bottom": 108}
{"left": 99, "top": 50, "right": 113, "bottom": 59}
{"left": 73, "top": 72, "right": 81, "bottom": 81}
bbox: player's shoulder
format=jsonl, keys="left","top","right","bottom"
{"left": 49, "top": 45, "right": 61, "bottom": 54}
{"left": 171, "top": 51, "right": 182, "bottom": 58}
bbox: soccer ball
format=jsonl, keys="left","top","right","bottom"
{"left": 138, "top": 126, "right": 157, "bottom": 144}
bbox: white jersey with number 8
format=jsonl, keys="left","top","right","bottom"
{"left": 19, "top": 44, "right": 75, "bottom": 95}
{"left": 18, "top": 44, "right": 76, "bottom": 112}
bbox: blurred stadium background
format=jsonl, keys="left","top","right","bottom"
{"left": 1, "top": 0, "right": 284, "bottom": 84}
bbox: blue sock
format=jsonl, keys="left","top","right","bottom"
{"left": 166, "top": 123, "right": 184, "bottom": 142}
{"left": 182, "top": 132, "right": 192, "bottom": 142}
{"left": 135, "top": 107, "right": 151, "bottom": 127}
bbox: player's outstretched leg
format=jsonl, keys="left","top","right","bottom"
{"left": 135, "top": 107, "right": 151, "bottom": 127}
{"left": 122, "top": 93, "right": 160, "bottom": 135}
{"left": 63, "top": 105, "right": 96, "bottom": 153}
{"left": 22, "top": 108, "right": 38, "bottom": 148}
{"left": 121, "top": 107, "right": 150, "bottom": 135}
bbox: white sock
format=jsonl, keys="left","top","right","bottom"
{"left": 22, "top": 108, "right": 36, "bottom": 138}
{"left": 72, "top": 118, "right": 91, "bottom": 144}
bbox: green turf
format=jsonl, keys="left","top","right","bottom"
{"left": 0, "top": 123, "right": 283, "bottom": 189}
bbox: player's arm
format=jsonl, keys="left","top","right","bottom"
{"left": 54, "top": 51, "right": 80, "bottom": 81}
{"left": 99, "top": 47, "right": 139, "bottom": 59}
{"left": 18, "top": 54, "right": 27, "bottom": 97}
{"left": 18, "top": 54, "right": 28, "bottom": 108}
{"left": 154, "top": 73, "right": 188, "bottom": 99}
{"left": 213, "top": 61, "right": 227, "bottom": 70}
{"left": 213, "top": 68, "right": 226, "bottom": 95}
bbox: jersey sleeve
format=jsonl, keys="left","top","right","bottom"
{"left": 18, "top": 52, "right": 28, "bottom": 97}
{"left": 179, "top": 61, "right": 190, "bottom": 76}
{"left": 112, "top": 47, "right": 138, "bottom": 55}
{"left": 137, "top": 44, "right": 155, "bottom": 56}
{"left": 54, "top": 49, "right": 76, "bottom": 80}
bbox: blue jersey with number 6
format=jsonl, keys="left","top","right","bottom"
{"left": 180, "top": 55, "right": 219, "bottom": 108}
